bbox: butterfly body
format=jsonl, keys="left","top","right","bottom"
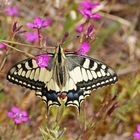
{"left": 53, "top": 46, "right": 68, "bottom": 89}
{"left": 7, "top": 46, "right": 118, "bottom": 110}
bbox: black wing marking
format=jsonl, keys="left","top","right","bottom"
{"left": 65, "top": 53, "right": 118, "bottom": 109}
{"left": 65, "top": 89, "right": 84, "bottom": 112}
{"left": 36, "top": 87, "right": 61, "bottom": 108}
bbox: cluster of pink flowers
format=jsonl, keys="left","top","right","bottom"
{"left": 79, "top": 1, "right": 101, "bottom": 20}
{"left": 77, "top": 0, "right": 102, "bottom": 55}
{"left": 25, "top": 17, "right": 52, "bottom": 67}
{"left": 25, "top": 17, "right": 52, "bottom": 43}
{"left": 2, "top": 1, "right": 102, "bottom": 67}
{"left": 3, "top": 5, "right": 52, "bottom": 68}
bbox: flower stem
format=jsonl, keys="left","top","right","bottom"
{"left": 0, "top": 39, "right": 48, "bottom": 51}
{"left": 1, "top": 42, "right": 35, "bottom": 58}
{"left": 37, "top": 29, "right": 42, "bottom": 48}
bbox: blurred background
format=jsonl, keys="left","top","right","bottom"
{"left": 0, "top": 0, "right": 140, "bottom": 140}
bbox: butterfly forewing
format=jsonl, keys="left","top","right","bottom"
{"left": 7, "top": 55, "right": 51, "bottom": 90}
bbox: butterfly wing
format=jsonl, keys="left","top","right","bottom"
{"left": 65, "top": 53, "right": 118, "bottom": 110}
{"left": 7, "top": 54, "right": 61, "bottom": 107}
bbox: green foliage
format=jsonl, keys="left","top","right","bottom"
{"left": 40, "top": 124, "right": 66, "bottom": 140}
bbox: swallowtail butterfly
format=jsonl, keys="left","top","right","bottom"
{"left": 7, "top": 46, "right": 118, "bottom": 111}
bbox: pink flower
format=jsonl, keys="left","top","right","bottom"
{"left": 79, "top": 1, "right": 101, "bottom": 20}
{"left": 92, "top": 13, "right": 102, "bottom": 20}
{"left": 0, "top": 44, "right": 7, "bottom": 49}
{"left": 80, "top": 1, "right": 100, "bottom": 10}
{"left": 26, "top": 17, "right": 52, "bottom": 29}
{"left": 78, "top": 42, "right": 91, "bottom": 55}
{"left": 85, "top": 25, "right": 95, "bottom": 39}
{"left": 79, "top": 8, "right": 92, "bottom": 18}
{"left": 25, "top": 31, "right": 39, "bottom": 43}
{"left": 132, "top": 124, "right": 140, "bottom": 140}
{"left": 7, "top": 106, "right": 30, "bottom": 124}
{"left": 13, "top": 22, "right": 23, "bottom": 33}
{"left": 76, "top": 24, "right": 84, "bottom": 32}
{"left": 35, "top": 54, "right": 50, "bottom": 68}
{"left": 5, "top": 6, "right": 18, "bottom": 16}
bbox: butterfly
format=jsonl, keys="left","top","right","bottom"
{"left": 7, "top": 46, "right": 118, "bottom": 111}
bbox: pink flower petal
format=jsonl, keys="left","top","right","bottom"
{"left": 137, "top": 124, "right": 140, "bottom": 133}
{"left": 21, "top": 111, "right": 28, "bottom": 117}
{"left": 22, "top": 117, "right": 30, "bottom": 122}
{"left": 76, "top": 24, "right": 83, "bottom": 32}
{"left": 79, "top": 8, "right": 93, "bottom": 18}
{"left": 14, "top": 118, "right": 22, "bottom": 124}
{"left": 80, "top": 1, "right": 100, "bottom": 9}
{"left": 78, "top": 42, "right": 91, "bottom": 55}
{"left": 84, "top": 9, "right": 92, "bottom": 17}
{"left": 92, "top": 13, "right": 102, "bottom": 20}
{"left": 11, "top": 106, "right": 20, "bottom": 113}
{"left": 42, "top": 19, "right": 52, "bottom": 27}
{"left": 86, "top": 25, "right": 94, "bottom": 35}
{"left": 0, "top": 44, "right": 7, "bottom": 49}
{"left": 92, "top": 2, "right": 100, "bottom": 8}
{"left": 33, "top": 17, "right": 43, "bottom": 28}
{"left": 34, "top": 17, "right": 43, "bottom": 25}
{"left": 35, "top": 54, "right": 50, "bottom": 68}
{"left": 26, "top": 22, "right": 35, "bottom": 28}
{"left": 132, "top": 132, "right": 140, "bottom": 139}
{"left": 80, "top": 1, "right": 92, "bottom": 9}
{"left": 25, "top": 31, "right": 39, "bottom": 42}
{"left": 7, "top": 112, "right": 15, "bottom": 118}
{"left": 78, "top": 8, "right": 85, "bottom": 16}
